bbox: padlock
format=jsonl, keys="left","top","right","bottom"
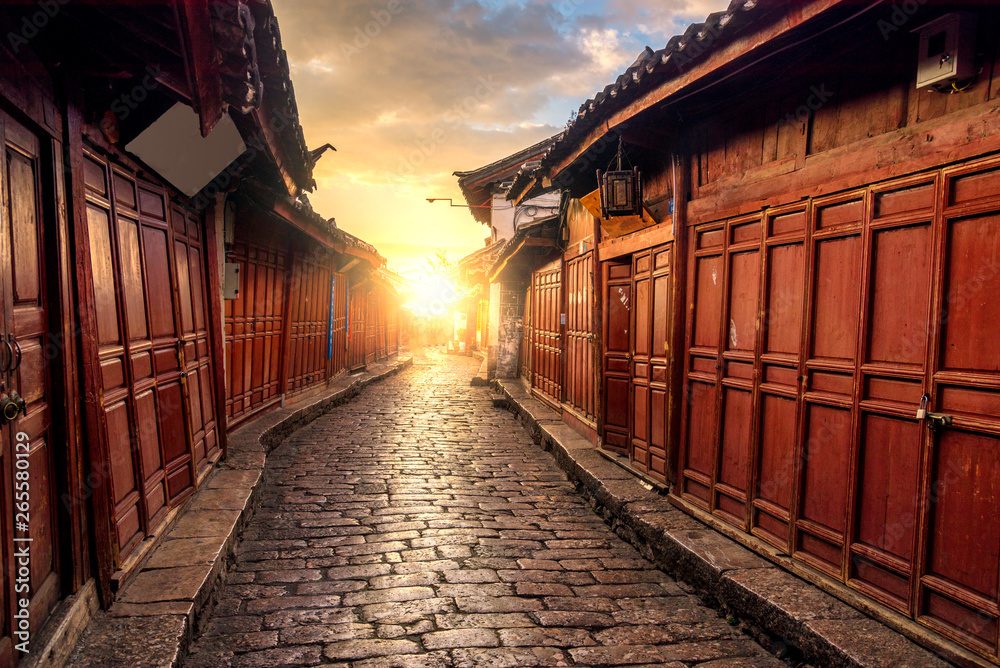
{"left": 916, "top": 394, "right": 929, "bottom": 420}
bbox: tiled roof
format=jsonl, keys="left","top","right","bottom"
{"left": 510, "top": 0, "right": 767, "bottom": 196}
{"left": 454, "top": 134, "right": 560, "bottom": 224}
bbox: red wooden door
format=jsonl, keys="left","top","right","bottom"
{"left": 677, "top": 165, "right": 1000, "bottom": 663}
{"left": 225, "top": 239, "right": 286, "bottom": 424}
{"left": 328, "top": 272, "right": 347, "bottom": 377}
{"left": 564, "top": 252, "right": 595, "bottom": 422}
{"left": 376, "top": 292, "right": 387, "bottom": 360}
{"left": 797, "top": 195, "right": 862, "bottom": 581}
{"left": 752, "top": 208, "right": 806, "bottom": 549}
{"left": 170, "top": 206, "right": 220, "bottom": 480}
{"left": 629, "top": 246, "right": 672, "bottom": 480}
{"left": 83, "top": 153, "right": 219, "bottom": 566}
{"left": 0, "top": 113, "right": 62, "bottom": 664}
{"left": 348, "top": 284, "right": 366, "bottom": 370}
{"left": 602, "top": 259, "right": 631, "bottom": 453}
{"left": 365, "top": 290, "right": 377, "bottom": 365}
{"left": 531, "top": 261, "right": 562, "bottom": 409}
{"left": 131, "top": 183, "right": 194, "bottom": 508}
{"left": 386, "top": 298, "right": 398, "bottom": 356}
{"left": 679, "top": 223, "right": 726, "bottom": 505}
{"left": 631, "top": 251, "right": 653, "bottom": 471}
{"left": 520, "top": 283, "right": 532, "bottom": 382}
{"left": 914, "top": 166, "right": 1000, "bottom": 659}
{"left": 287, "top": 253, "right": 333, "bottom": 395}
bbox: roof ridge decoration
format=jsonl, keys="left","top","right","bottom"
{"left": 210, "top": 0, "right": 263, "bottom": 114}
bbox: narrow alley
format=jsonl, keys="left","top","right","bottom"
{"left": 183, "top": 350, "right": 781, "bottom": 668}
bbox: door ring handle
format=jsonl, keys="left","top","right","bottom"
{"left": 0, "top": 339, "right": 11, "bottom": 373}
{"left": 9, "top": 336, "right": 21, "bottom": 373}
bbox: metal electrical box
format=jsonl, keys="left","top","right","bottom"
{"left": 224, "top": 262, "right": 240, "bottom": 300}
{"left": 916, "top": 12, "right": 976, "bottom": 90}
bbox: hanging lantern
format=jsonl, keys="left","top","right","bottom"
{"left": 597, "top": 139, "right": 643, "bottom": 220}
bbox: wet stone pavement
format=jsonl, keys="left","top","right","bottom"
{"left": 184, "top": 349, "right": 783, "bottom": 668}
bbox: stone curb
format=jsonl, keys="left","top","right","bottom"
{"left": 470, "top": 354, "right": 489, "bottom": 386}
{"left": 492, "top": 377, "right": 966, "bottom": 668}
{"left": 65, "top": 356, "right": 413, "bottom": 668}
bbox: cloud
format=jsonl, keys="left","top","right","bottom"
{"left": 269, "top": 0, "right": 731, "bottom": 263}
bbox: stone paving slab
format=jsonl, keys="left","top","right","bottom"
{"left": 65, "top": 356, "right": 412, "bottom": 668}
{"left": 182, "top": 350, "right": 783, "bottom": 668}
{"left": 494, "top": 377, "right": 963, "bottom": 668}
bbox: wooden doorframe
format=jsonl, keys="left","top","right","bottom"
{"left": 0, "top": 104, "right": 86, "bottom": 651}
{"left": 64, "top": 97, "right": 116, "bottom": 606}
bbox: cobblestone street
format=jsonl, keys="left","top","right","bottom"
{"left": 184, "top": 349, "right": 781, "bottom": 668}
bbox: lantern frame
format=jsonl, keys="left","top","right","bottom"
{"left": 596, "top": 138, "right": 643, "bottom": 220}
{"left": 597, "top": 166, "right": 643, "bottom": 220}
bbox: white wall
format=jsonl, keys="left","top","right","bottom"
{"left": 491, "top": 193, "right": 516, "bottom": 241}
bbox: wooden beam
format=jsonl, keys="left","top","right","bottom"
{"left": 597, "top": 219, "right": 675, "bottom": 261}
{"left": 686, "top": 100, "right": 1000, "bottom": 225}
{"left": 173, "top": 0, "right": 224, "bottom": 137}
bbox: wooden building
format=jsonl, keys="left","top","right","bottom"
{"left": 453, "top": 242, "right": 502, "bottom": 355}
{"left": 489, "top": 1, "right": 1000, "bottom": 664}
{"left": 0, "top": 0, "right": 399, "bottom": 663}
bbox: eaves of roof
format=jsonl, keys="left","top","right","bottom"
{"left": 453, "top": 134, "right": 561, "bottom": 225}
{"left": 243, "top": 0, "right": 319, "bottom": 195}
{"left": 457, "top": 242, "right": 503, "bottom": 268}
{"left": 487, "top": 214, "right": 560, "bottom": 282}
{"left": 515, "top": 0, "right": 854, "bottom": 197}
{"left": 253, "top": 186, "right": 387, "bottom": 269}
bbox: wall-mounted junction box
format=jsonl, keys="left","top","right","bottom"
{"left": 916, "top": 12, "right": 976, "bottom": 91}
{"left": 224, "top": 262, "right": 240, "bottom": 300}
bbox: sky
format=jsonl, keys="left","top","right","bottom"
{"left": 269, "top": 0, "right": 731, "bottom": 276}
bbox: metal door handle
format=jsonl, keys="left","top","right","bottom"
{"left": 9, "top": 336, "right": 21, "bottom": 373}
{"left": 0, "top": 391, "right": 24, "bottom": 423}
{"left": 0, "top": 338, "right": 11, "bottom": 373}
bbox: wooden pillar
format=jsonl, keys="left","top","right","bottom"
{"left": 592, "top": 203, "right": 604, "bottom": 445}
{"left": 203, "top": 196, "right": 229, "bottom": 457}
{"left": 64, "top": 88, "right": 116, "bottom": 607}
{"left": 668, "top": 151, "right": 689, "bottom": 484}
{"left": 50, "top": 92, "right": 89, "bottom": 593}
